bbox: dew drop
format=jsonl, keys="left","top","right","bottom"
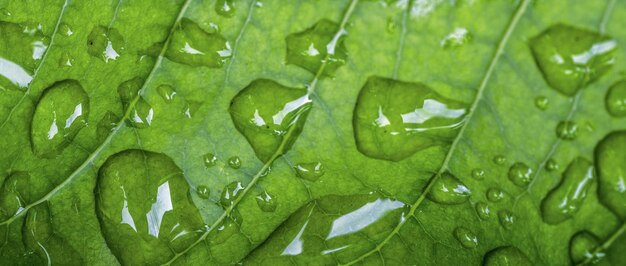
{"left": 31, "top": 80, "right": 89, "bottom": 158}
{"left": 595, "top": 131, "right": 626, "bottom": 218}
{"left": 0, "top": 172, "right": 32, "bottom": 220}
{"left": 117, "top": 77, "right": 154, "bottom": 128}
{"left": 255, "top": 190, "right": 277, "bottom": 212}
{"left": 493, "top": 155, "right": 506, "bottom": 165}
{"left": 294, "top": 162, "right": 325, "bottom": 181}
{"left": 530, "top": 24, "right": 617, "bottom": 96}
{"left": 0, "top": 8, "right": 10, "bottom": 16}
{"left": 471, "top": 168, "right": 485, "bottom": 180}
{"left": 0, "top": 22, "right": 49, "bottom": 90}
{"left": 59, "top": 52, "right": 74, "bottom": 67}
{"left": 157, "top": 84, "right": 176, "bottom": 103}
{"left": 556, "top": 121, "right": 578, "bottom": 140}
{"left": 215, "top": 0, "right": 236, "bottom": 17}
{"left": 606, "top": 80, "right": 626, "bottom": 117}
{"left": 59, "top": 23, "right": 73, "bottom": 37}
{"left": 229, "top": 79, "right": 311, "bottom": 162}
{"left": 486, "top": 188, "right": 505, "bottom": 203}
{"left": 475, "top": 202, "right": 491, "bottom": 220}
{"left": 196, "top": 185, "right": 211, "bottom": 199}
{"left": 441, "top": 27, "right": 471, "bottom": 49}
{"left": 87, "top": 26, "right": 124, "bottom": 62}
{"left": 96, "top": 111, "right": 119, "bottom": 143}
{"left": 285, "top": 19, "right": 348, "bottom": 76}
{"left": 353, "top": 76, "right": 467, "bottom": 161}
{"left": 546, "top": 158, "right": 559, "bottom": 172}
{"left": 386, "top": 17, "right": 397, "bottom": 33}
{"left": 165, "top": 19, "right": 231, "bottom": 67}
{"left": 541, "top": 157, "right": 594, "bottom": 224}
{"left": 427, "top": 172, "right": 471, "bottom": 205}
{"left": 228, "top": 156, "right": 241, "bottom": 169}
{"left": 497, "top": 210, "right": 515, "bottom": 230}
{"left": 219, "top": 181, "right": 244, "bottom": 207}
{"left": 508, "top": 162, "right": 533, "bottom": 187}
{"left": 569, "top": 231, "right": 605, "bottom": 264}
{"left": 483, "top": 246, "right": 532, "bottom": 266}
{"left": 203, "top": 153, "right": 217, "bottom": 168}
{"left": 211, "top": 216, "right": 240, "bottom": 245}
{"left": 453, "top": 226, "right": 478, "bottom": 249}
{"left": 534, "top": 96, "right": 549, "bottom": 110}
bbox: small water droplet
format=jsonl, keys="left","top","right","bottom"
{"left": 475, "top": 202, "right": 491, "bottom": 220}
{"left": 285, "top": 19, "right": 348, "bottom": 76}
{"left": 87, "top": 26, "right": 124, "bottom": 62}
{"left": 31, "top": 80, "right": 89, "bottom": 158}
{"left": 255, "top": 190, "right": 277, "bottom": 212}
{"left": 353, "top": 76, "right": 467, "bottom": 161}
{"left": 219, "top": 181, "right": 244, "bottom": 207}
{"left": 165, "top": 19, "right": 231, "bottom": 67}
{"left": 117, "top": 77, "right": 153, "bottom": 128}
{"left": 196, "top": 185, "right": 210, "bottom": 199}
{"left": 534, "top": 96, "right": 549, "bottom": 110}
{"left": 453, "top": 226, "right": 478, "bottom": 248}
{"left": 493, "top": 155, "right": 506, "bottom": 165}
{"left": 606, "top": 80, "right": 626, "bottom": 117}
{"left": 508, "top": 162, "right": 533, "bottom": 187}
{"left": 427, "top": 172, "right": 471, "bottom": 205}
{"left": 569, "top": 231, "right": 605, "bottom": 264}
{"left": 0, "top": 8, "right": 11, "bottom": 16}
{"left": 471, "top": 168, "right": 485, "bottom": 180}
{"left": 215, "top": 0, "right": 236, "bottom": 17}
{"left": 203, "top": 153, "right": 217, "bottom": 168}
{"left": 294, "top": 162, "right": 325, "bottom": 181}
{"left": 386, "top": 17, "right": 397, "bottom": 33}
{"left": 441, "top": 27, "right": 471, "bottom": 48}
{"left": 59, "top": 23, "right": 73, "bottom": 37}
{"left": 96, "top": 111, "right": 119, "bottom": 143}
{"left": 556, "top": 120, "right": 578, "bottom": 140}
{"left": 541, "top": 157, "right": 594, "bottom": 224}
{"left": 545, "top": 158, "right": 559, "bottom": 171}
{"left": 498, "top": 210, "right": 515, "bottom": 230}
{"left": 530, "top": 24, "right": 617, "bottom": 96}
{"left": 228, "top": 156, "right": 241, "bottom": 169}
{"left": 157, "top": 84, "right": 176, "bottom": 103}
{"left": 483, "top": 246, "right": 532, "bottom": 266}
{"left": 486, "top": 188, "right": 505, "bottom": 202}
{"left": 595, "top": 131, "right": 626, "bottom": 218}
{"left": 59, "top": 52, "right": 74, "bottom": 67}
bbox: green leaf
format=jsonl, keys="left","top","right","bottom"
{"left": 0, "top": 0, "right": 625, "bottom": 265}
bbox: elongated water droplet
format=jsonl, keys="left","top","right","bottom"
{"left": 546, "top": 158, "right": 559, "bottom": 172}
{"left": 606, "top": 80, "right": 626, "bottom": 117}
{"left": 256, "top": 190, "right": 277, "bottom": 212}
{"left": 0, "top": 22, "right": 49, "bottom": 90}
{"left": 493, "top": 155, "right": 506, "bottom": 165}
{"left": 31, "top": 80, "right": 89, "bottom": 158}
{"left": 295, "top": 162, "right": 325, "bottom": 181}
{"left": 220, "top": 181, "right": 244, "bottom": 207}
{"left": 228, "top": 156, "right": 241, "bottom": 169}
{"left": 486, "top": 188, "right": 505, "bottom": 202}
{"left": 441, "top": 27, "right": 471, "bottom": 49}
{"left": 96, "top": 111, "right": 119, "bottom": 143}
{"left": 534, "top": 96, "right": 549, "bottom": 110}
{"left": 427, "top": 172, "right": 471, "bottom": 205}
{"left": 203, "top": 153, "right": 217, "bottom": 168}
{"left": 541, "top": 157, "right": 594, "bottom": 224}
{"left": 353, "top": 76, "right": 467, "bottom": 161}
{"left": 569, "top": 231, "right": 605, "bottom": 264}
{"left": 483, "top": 246, "right": 532, "bottom": 266}
{"left": 498, "top": 210, "right": 515, "bottom": 230}
{"left": 96, "top": 149, "right": 205, "bottom": 265}
{"left": 475, "top": 202, "right": 491, "bottom": 220}
{"left": 117, "top": 77, "right": 153, "bottom": 128}
{"left": 530, "top": 24, "right": 617, "bottom": 96}
{"left": 215, "top": 0, "right": 236, "bottom": 17}
{"left": 87, "top": 26, "right": 124, "bottom": 62}
{"left": 196, "top": 185, "right": 211, "bottom": 199}
{"left": 454, "top": 226, "right": 478, "bottom": 248}
{"left": 471, "top": 168, "right": 485, "bottom": 180}
{"left": 286, "top": 19, "right": 347, "bottom": 76}
{"left": 229, "top": 79, "right": 312, "bottom": 162}
{"left": 165, "top": 19, "right": 231, "bottom": 67}
{"left": 556, "top": 121, "right": 578, "bottom": 140}
{"left": 595, "top": 131, "right": 626, "bottom": 218}
{"left": 157, "top": 84, "right": 176, "bottom": 103}
{"left": 508, "top": 162, "right": 533, "bottom": 187}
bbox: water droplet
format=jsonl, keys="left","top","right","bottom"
{"left": 59, "top": 23, "right": 73, "bottom": 36}
{"left": 498, "top": 210, "right": 515, "bottom": 230}
{"left": 530, "top": 24, "right": 617, "bottom": 96}
{"left": 541, "top": 157, "right": 594, "bottom": 224}
{"left": 285, "top": 19, "right": 348, "bottom": 76}
{"left": 255, "top": 190, "right": 277, "bottom": 212}
{"left": 606, "top": 80, "right": 626, "bottom": 117}
{"left": 59, "top": 52, "right": 74, "bottom": 67}
{"left": 228, "top": 156, "right": 241, "bottom": 169}
{"left": 427, "top": 172, "right": 471, "bottom": 205}
{"left": 569, "top": 231, "right": 605, "bottom": 264}
{"left": 453, "top": 226, "right": 478, "bottom": 248}
{"left": 229, "top": 79, "right": 312, "bottom": 162}
{"left": 475, "top": 202, "right": 491, "bottom": 220}
{"left": 215, "top": 0, "right": 236, "bottom": 17}
{"left": 0, "top": 22, "right": 49, "bottom": 90}
{"left": 546, "top": 158, "right": 559, "bottom": 171}
{"left": 534, "top": 96, "right": 549, "bottom": 110}
{"left": 157, "top": 84, "right": 176, "bottom": 103}
{"left": 471, "top": 168, "right": 485, "bottom": 180}
{"left": 203, "top": 153, "right": 217, "bottom": 168}
{"left": 595, "top": 131, "right": 626, "bottom": 218}
{"left": 508, "top": 162, "right": 533, "bottom": 187}
{"left": 196, "top": 185, "right": 210, "bottom": 199}
{"left": 117, "top": 77, "right": 153, "bottom": 128}
{"left": 353, "top": 76, "right": 467, "bottom": 161}
{"left": 441, "top": 27, "right": 471, "bottom": 48}
{"left": 486, "top": 188, "right": 505, "bottom": 202}
{"left": 386, "top": 17, "right": 397, "bottom": 33}
{"left": 165, "top": 18, "right": 231, "bottom": 67}
{"left": 96, "top": 111, "right": 119, "bottom": 143}
{"left": 483, "top": 246, "right": 532, "bottom": 266}
{"left": 556, "top": 121, "right": 578, "bottom": 140}
{"left": 0, "top": 8, "right": 10, "bottom": 16}
{"left": 219, "top": 181, "right": 244, "bottom": 207}
{"left": 87, "top": 26, "right": 124, "bottom": 62}
{"left": 95, "top": 149, "right": 205, "bottom": 265}
{"left": 493, "top": 155, "right": 506, "bottom": 165}
{"left": 0, "top": 172, "right": 31, "bottom": 220}
{"left": 294, "top": 162, "right": 325, "bottom": 181}
{"left": 211, "top": 216, "right": 240, "bottom": 245}
{"left": 30, "top": 80, "right": 89, "bottom": 158}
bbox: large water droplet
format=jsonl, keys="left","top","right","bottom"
{"left": 96, "top": 111, "right": 119, "bottom": 143}
{"left": 475, "top": 202, "right": 491, "bottom": 220}
{"left": 294, "top": 162, "right": 325, "bottom": 181}
{"left": 196, "top": 185, "right": 210, "bottom": 199}
{"left": 530, "top": 24, "right": 617, "bottom": 96}
{"left": 87, "top": 26, "right": 124, "bottom": 62}
{"left": 255, "top": 190, "right": 277, "bottom": 212}
{"left": 229, "top": 79, "right": 312, "bottom": 162}
{"left": 508, "top": 162, "right": 533, "bottom": 187}
{"left": 427, "top": 172, "right": 471, "bottom": 205}
{"left": 453, "top": 226, "right": 478, "bottom": 248}
{"left": 569, "top": 231, "right": 605, "bottom": 264}
{"left": 31, "top": 80, "right": 89, "bottom": 158}
{"left": 219, "top": 181, "right": 244, "bottom": 208}
{"left": 95, "top": 149, "right": 205, "bottom": 265}
{"left": 486, "top": 188, "right": 505, "bottom": 202}
{"left": 285, "top": 19, "right": 347, "bottom": 76}
{"left": 483, "top": 246, "right": 532, "bottom": 266}
{"left": 353, "top": 76, "right": 467, "bottom": 161}
{"left": 0, "top": 22, "right": 49, "bottom": 90}
{"left": 117, "top": 77, "right": 154, "bottom": 128}
{"left": 541, "top": 157, "right": 595, "bottom": 224}
{"left": 556, "top": 120, "right": 578, "bottom": 140}
{"left": 498, "top": 210, "right": 515, "bottom": 230}
{"left": 441, "top": 27, "right": 471, "bottom": 49}
{"left": 595, "top": 131, "right": 626, "bottom": 218}
{"left": 165, "top": 19, "right": 231, "bottom": 67}
{"left": 606, "top": 80, "right": 626, "bottom": 117}
{"left": 216, "top": 0, "right": 236, "bottom": 17}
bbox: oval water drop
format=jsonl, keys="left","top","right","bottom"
{"left": 486, "top": 188, "right": 505, "bottom": 202}
{"left": 493, "top": 155, "right": 506, "bottom": 165}
{"left": 31, "top": 80, "right": 89, "bottom": 158}
{"left": 569, "top": 231, "right": 604, "bottom": 264}
{"left": 556, "top": 121, "right": 578, "bottom": 140}
{"left": 541, "top": 157, "right": 594, "bottom": 224}
{"left": 203, "top": 153, "right": 217, "bottom": 168}
{"left": 534, "top": 96, "right": 549, "bottom": 110}
{"left": 87, "top": 25, "right": 124, "bottom": 62}
{"left": 546, "top": 158, "right": 559, "bottom": 172}
{"left": 508, "top": 162, "right": 533, "bottom": 187}
{"left": 219, "top": 181, "right": 244, "bottom": 208}
{"left": 595, "top": 131, "right": 626, "bottom": 218}
{"left": 606, "top": 80, "right": 626, "bottom": 117}
{"left": 117, "top": 77, "right": 154, "bottom": 128}
{"left": 157, "top": 84, "right": 176, "bottom": 103}
{"left": 215, "top": 0, "right": 236, "bottom": 17}
{"left": 475, "top": 202, "right": 491, "bottom": 220}
{"left": 471, "top": 168, "right": 485, "bottom": 180}
{"left": 427, "top": 172, "right": 471, "bottom": 205}
{"left": 96, "top": 111, "right": 119, "bottom": 143}
{"left": 255, "top": 190, "right": 277, "bottom": 212}
{"left": 286, "top": 19, "right": 348, "bottom": 76}
{"left": 498, "top": 210, "right": 515, "bottom": 230}
{"left": 228, "top": 156, "right": 241, "bottom": 169}
{"left": 165, "top": 19, "right": 231, "bottom": 67}
{"left": 453, "top": 226, "right": 478, "bottom": 248}
{"left": 196, "top": 185, "right": 211, "bottom": 199}
{"left": 295, "top": 162, "right": 325, "bottom": 181}
{"left": 483, "top": 246, "right": 532, "bottom": 266}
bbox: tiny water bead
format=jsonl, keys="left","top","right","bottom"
{"left": 471, "top": 168, "right": 485, "bottom": 180}
{"left": 483, "top": 246, "right": 532, "bottom": 266}
{"left": 96, "top": 111, "right": 119, "bottom": 143}
{"left": 486, "top": 188, "right": 505, "bottom": 202}
{"left": 165, "top": 18, "right": 231, "bottom": 67}
{"left": 534, "top": 96, "right": 549, "bottom": 110}
{"left": 569, "top": 231, "right": 605, "bottom": 264}
{"left": 59, "top": 23, "right": 73, "bottom": 37}
{"left": 497, "top": 210, "right": 515, "bottom": 230}
{"left": 196, "top": 185, "right": 211, "bottom": 199}
{"left": 203, "top": 153, "right": 217, "bottom": 167}
{"left": 493, "top": 155, "right": 506, "bottom": 165}
{"left": 386, "top": 17, "right": 397, "bottom": 33}
{"left": 95, "top": 149, "right": 205, "bottom": 265}
{"left": 353, "top": 76, "right": 466, "bottom": 161}
{"left": 0, "top": 21, "right": 50, "bottom": 91}
{"left": 595, "top": 131, "right": 626, "bottom": 218}
{"left": 87, "top": 25, "right": 125, "bottom": 62}
{"left": 228, "top": 156, "right": 241, "bottom": 169}
{"left": 229, "top": 79, "right": 311, "bottom": 162}
{"left": 475, "top": 202, "right": 491, "bottom": 220}
{"left": 530, "top": 24, "right": 617, "bottom": 96}
{"left": 285, "top": 19, "right": 348, "bottom": 76}
{"left": 59, "top": 52, "right": 74, "bottom": 67}
{"left": 441, "top": 27, "right": 472, "bottom": 49}
{"left": 157, "top": 84, "right": 176, "bottom": 103}
{"left": 220, "top": 181, "right": 244, "bottom": 207}
{"left": 294, "top": 162, "right": 325, "bottom": 181}
{"left": 117, "top": 77, "right": 154, "bottom": 128}
{"left": 541, "top": 157, "right": 594, "bottom": 225}
{"left": 30, "top": 80, "right": 89, "bottom": 158}
{"left": 453, "top": 226, "right": 478, "bottom": 249}
{"left": 556, "top": 121, "right": 578, "bottom": 140}
{"left": 427, "top": 172, "right": 471, "bottom": 205}
{"left": 216, "top": 0, "right": 236, "bottom": 17}
{"left": 255, "top": 190, "right": 277, "bottom": 212}
{"left": 606, "top": 80, "right": 626, "bottom": 117}
{"left": 545, "top": 158, "right": 559, "bottom": 172}
{"left": 508, "top": 162, "right": 533, "bottom": 187}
